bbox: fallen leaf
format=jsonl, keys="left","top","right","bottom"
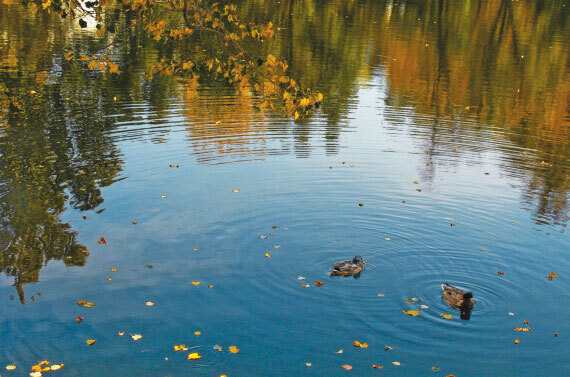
{"left": 258, "top": 235, "right": 267, "bottom": 239}
{"left": 546, "top": 272, "right": 558, "bottom": 280}
{"left": 301, "top": 284, "right": 310, "bottom": 288}
{"left": 213, "top": 345, "right": 223, "bottom": 351}
{"left": 404, "top": 298, "right": 419, "bottom": 303}
{"left": 132, "top": 221, "right": 137, "bottom": 224}
{"left": 76, "top": 316, "right": 84, "bottom": 323}
{"left": 420, "top": 305, "right": 429, "bottom": 309}
{"left": 314, "top": 281, "right": 324, "bottom": 286}
{"left": 353, "top": 340, "right": 368, "bottom": 348}
{"left": 5, "top": 364, "right": 16, "bottom": 370}
{"left": 378, "top": 293, "right": 384, "bottom": 297}
{"left": 30, "top": 372, "right": 42, "bottom": 377}
{"left": 514, "top": 339, "right": 520, "bottom": 344}
{"left": 508, "top": 312, "right": 515, "bottom": 316}
{"left": 384, "top": 237, "right": 391, "bottom": 241}
{"left": 297, "top": 276, "right": 306, "bottom": 280}
{"left": 335, "top": 349, "right": 344, "bottom": 354}
{"left": 194, "top": 331, "right": 201, "bottom": 336}
{"left": 84, "top": 302, "right": 95, "bottom": 308}
{"left": 403, "top": 310, "right": 421, "bottom": 316}
{"left": 265, "top": 252, "right": 271, "bottom": 258}
{"left": 413, "top": 180, "right": 419, "bottom": 184}
{"left": 372, "top": 364, "right": 384, "bottom": 369}
{"left": 432, "top": 366, "right": 440, "bottom": 371}
{"left": 110, "top": 268, "right": 118, "bottom": 272}
{"left": 440, "top": 313, "right": 453, "bottom": 320}
{"left": 191, "top": 281, "right": 200, "bottom": 286}
{"left": 305, "top": 362, "right": 312, "bottom": 367}
{"left": 82, "top": 215, "right": 87, "bottom": 219}
{"left": 358, "top": 203, "right": 365, "bottom": 206}
{"left": 497, "top": 271, "right": 504, "bottom": 275}
{"left": 107, "top": 277, "right": 113, "bottom": 281}
{"left": 272, "top": 225, "right": 279, "bottom": 229}
{"left": 513, "top": 327, "right": 531, "bottom": 332}
{"left": 452, "top": 147, "right": 458, "bottom": 152}
{"left": 233, "top": 189, "right": 240, "bottom": 193}
{"left": 384, "top": 345, "right": 394, "bottom": 351}
{"left": 118, "top": 332, "right": 125, "bottom": 336}
{"left": 523, "top": 320, "right": 529, "bottom": 324}
{"left": 160, "top": 195, "right": 167, "bottom": 198}
{"left": 86, "top": 339, "right": 96, "bottom": 345}
{"left": 50, "top": 364, "right": 63, "bottom": 371}
{"left": 350, "top": 163, "right": 355, "bottom": 167}
{"left": 188, "top": 352, "right": 202, "bottom": 360}
{"left": 193, "top": 247, "right": 199, "bottom": 251}
{"left": 174, "top": 344, "right": 188, "bottom": 351}
{"left": 145, "top": 264, "right": 153, "bottom": 268}
{"left": 208, "top": 284, "right": 214, "bottom": 288}
{"left": 392, "top": 361, "right": 401, "bottom": 366}
{"left": 229, "top": 345, "right": 239, "bottom": 354}
{"left": 146, "top": 301, "right": 155, "bottom": 306}
{"left": 554, "top": 333, "right": 559, "bottom": 337}
{"left": 480, "top": 248, "right": 486, "bottom": 251}
{"left": 131, "top": 334, "right": 143, "bottom": 341}
{"left": 169, "top": 164, "right": 179, "bottom": 168}
{"left": 342, "top": 364, "right": 353, "bottom": 370}
{"left": 98, "top": 237, "right": 107, "bottom": 244}
{"left": 498, "top": 134, "right": 504, "bottom": 138}
{"left": 274, "top": 245, "right": 281, "bottom": 249}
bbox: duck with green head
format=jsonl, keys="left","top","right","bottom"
{"left": 330, "top": 255, "right": 366, "bottom": 278}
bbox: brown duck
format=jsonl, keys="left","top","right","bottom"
{"left": 442, "top": 283, "right": 474, "bottom": 320}
{"left": 330, "top": 255, "right": 365, "bottom": 277}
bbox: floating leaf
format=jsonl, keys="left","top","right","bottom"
{"left": 229, "top": 345, "right": 239, "bottom": 354}
{"left": 160, "top": 195, "right": 167, "bottom": 199}
{"left": 110, "top": 268, "right": 118, "bottom": 272}
{"left": 146, "top": 301, "right": 155, "bottom": 306}
{"left": 297, "top": 276, "right": 306, "bottom": 280}
{"left": 372, "top": 364, "right": 384, "bottom": 369}
{"left": 420, "top": 305, "right": 429, "bottom": 309}
{"left": 358, "top": 203, "right": 364, "bottom": 206}
{"left": 342, "top": 364, "right": 353, "bottom": 370}
{"left": 5, "top": 364, "right": 16, "bottom": 370}
{"left": 513, "top": 327, "right": 531, "bottom": 332}
{"left": 265, "top": 252, "right": 271, "bottom": 258}
{"left": 169, "top": 164, "right": 179, "bottom": 168}
{"left": 191, "top": 281, "right": 200, "bottom": 286}
{"left": 131, "top": 334, "right": 143, "bottom": 341}
{"left": 174, "top": 344, "right": 188, "bottom": 351}
{"left": 301, "top": 284, "right": 310, "bottom": 288}
{"left": 145, "top": 264, "right": 153, "bottom": 268}
{"left": 132, "top": 221, "right": 137, "bottom": 224}
{"left": 76, "top": 316, "right": 84, "bottom": 323}
{"left": 480, "top": 248, "right": 486, "bottom": 251}
{"left": 118, "top": 332, "right": 125, "bottom": 336}
{"left": 432, "top": 366, "right": 440, "bottom": 371}
{"left": 497, "top": 271, "right": 504, "bottom": 275}
{"left": 335, "top": 349, "right": 344, "bottom": 354}
{"left": 272, "top": 225, "right": 279, "bottom": 229}
{"left": 440, "top": 313, "right": 453, "bottom": 320}
{"left": 50, "top": 364, "right": 63, "bottom": 371}
{"left": 77, "top": 300, "right": 86, "bottom": 306}
{"left": 377, "top": 293, "right": 385, "bottom": 297}
{"left": 98, "top": 237, "right": 107, "bottom": 244}
{"left": 258, "top": 235, "right": 267, "bottom": 239}
{"left": 403, "top": 310, "right": 421, "bottom": 316}
{"left": 384, "top": 345, "right": 394, "bottom": 351}
{"left": 350, "top": 163, "right": 355, "bottom": 167}
{"left": 188, "top": 352, "right": 202, "bottom": 360}
{"left": 547, "top": 272, "right": 558, "bottom": 280}
{"left": 554, "top": 332, "right": 559, "bottom": 337}
{"left": 194, "top": 331, "right": 201, "bottom": 336}
{"left": 233, "top": 189, "right": 240, "bottom": 193}
{"left": 404, "top": 298, "right": 419, "bottom": 303}
{"left": 452, "top": 147, "right": 458, "bottom": 152}
{"left": 86, "top": 339, "right": 96, "bottom": 345}
{"left": 84, "top": 302, "right": 95, "bottom": 308}
{"left": 30, "top": 372, "right": 42, "bottom": 377}
{"left": 413, "top": 180, "right": 419, "bottom": 184}
{"left": 213, "top": 345, "right": 223, "bottom": 351}
{"left": 314, "top": 281, "right": 324, "bottom": 286}
{"left": 305, "top": 362, "right": 312, "bottom": 367}
{"left": 392, "top": 361, "right": 401, "bottom": 366}
{"left": 208, "top": 284, "right": 214, "bottom": 288}
{"left": 508, "top": 312, "right": 515, "bottom": 316}
{"left": 514, "top": 339, "right": 520, "bottom": 344}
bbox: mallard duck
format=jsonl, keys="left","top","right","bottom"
{"left": 330, "top": 255, "right": 366, "bottom": 277}
{"left": 442, "top": 283, "right": 474, "bottom": 319}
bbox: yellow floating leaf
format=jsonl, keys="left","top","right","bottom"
{"left": 233, "top": 189, "right": 240, "bottom": 193}
{"left": 305, "top": 362, "right": 312, "bottom": 367}
{"left": 350, "top": 163, "right": 355, "bottom": 167}
{"left": 84, "top": 302, "right": 95, "bottom": 308}
{"left": 301, "top": 284, "right": 310, "bottom": 288}
{"left": 440, "top": 313, "right": 453, "bottom": 320}
{"left": 385, "top": 345, "right": 394, "bottom": 350}
{"left": 392, "top": 361, "right": 401, "bottom": 366}
{"left": 5, "top": 364, "right": 16, "bottom": 370}
{"left": 403, "top": 310, "right": 421, "bottom": 316}
{"left": 194, "top": 331, "right": 201, "bottom": 336}
{"left": 131, "top": 334, "right": 143, "bottom": 341}
{"left": 110, "top": 268, "right": 118, "bottom": 272}
{"left": 31, "top": 365, "right": 42, "bottom": 372}
{"left": 452, "top": 147, "right": 458, "bottom": 152}
{"left": 86, "top": 339, "right": 96, "bottom": 345}
{"left": 38, "top": 361, "right": 49, "bottom": 366}
{"left": 372, "top": 364, "right": 383, "bottom": 369}
{"left": 432, "top": 366, "right": 440, "bottom": 371}
{"left": 265, "top": 253, "right": 271, "bottom": 258}
{"left": 30, "top": 372, "right": 42, "bottom": 377}
{"left": 342, "top": 364, "right": 353, "bottom": 370}
{"left": 353, "top": 340, "right": 361, "bottom": 347}
{"left": 50, "top": 364, "right": 63, "bottom": 371}
{"left": 229, "top": 345, "right": 239, "bottom": 354}
{"left": 335, "top": 349, "right": 343, "bottom": 354}
{"left": 208, "top": 285, "right": 214, "bottom": 288}
{"left": 191, "top": 281, "right": 200, "bottom": 286}
{"left": 146, "top": 301, "right": 155, "bottom": 306}
{"left": 118, "top": 332, "right": 125, "bottom": 336}
{"left": 188, "top": 352, "right": 202, "bottom": 360}
{"left": 413, "top": 180, "right": 419, "bottom": 184}
{"left": 174, "top": 344, "right": 188, "bottom": 351}
{"left": 514, "top": 339, "right": 520, "bottom": 344}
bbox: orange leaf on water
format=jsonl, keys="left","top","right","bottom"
{"left": 342, "top": 364, "right": 353, "bottom": 370}
{"left": 98, "top": 237, "right": 107, "bottom": 244}
{"left": 86, "top": 339, "right": 96, "bottom": 345}
{"left": 440, "top": 313, "right": 453, "bottom": 320}
{"left": 229, "top": 345, "right": 240, "bottom": 354}
{"left": 314, "top": 280, "right": 324, "bottom": 286}
{"left": 335, "top": 349, "right": 344, "bottom": 354}
{"left": 385, "top": 345, "right": 394, "bottom": 351}
{"left": 497, "top": 271, "right": 504, "bottom": 275}
{"left": 76, "top": 316, "right": 84, "bottom": 323}
{"left": 372, "top": 364, "right": 384, "bottom": 369}
{"left": 514, "top": 339, "right": 520, "bottom": 344}
{"left": 403, "top": 310, "right": 421, "bottom": 316}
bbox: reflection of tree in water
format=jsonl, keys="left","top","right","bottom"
{"left": 376, "top": 0, "right": 569, "bottom": 225}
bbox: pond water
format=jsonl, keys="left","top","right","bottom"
{"left": 1, "top": 0, "right": 569, "bottom": 376}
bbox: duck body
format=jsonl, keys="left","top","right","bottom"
{"left": 442, "top": 283, "right": 474, "bottom": 319}
{"left": 331, "top": 255, "right": 365, "bottom": 277}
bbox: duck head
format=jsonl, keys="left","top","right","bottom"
{"left": 352, "top": 255, "right": 365, "bottom": 264}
